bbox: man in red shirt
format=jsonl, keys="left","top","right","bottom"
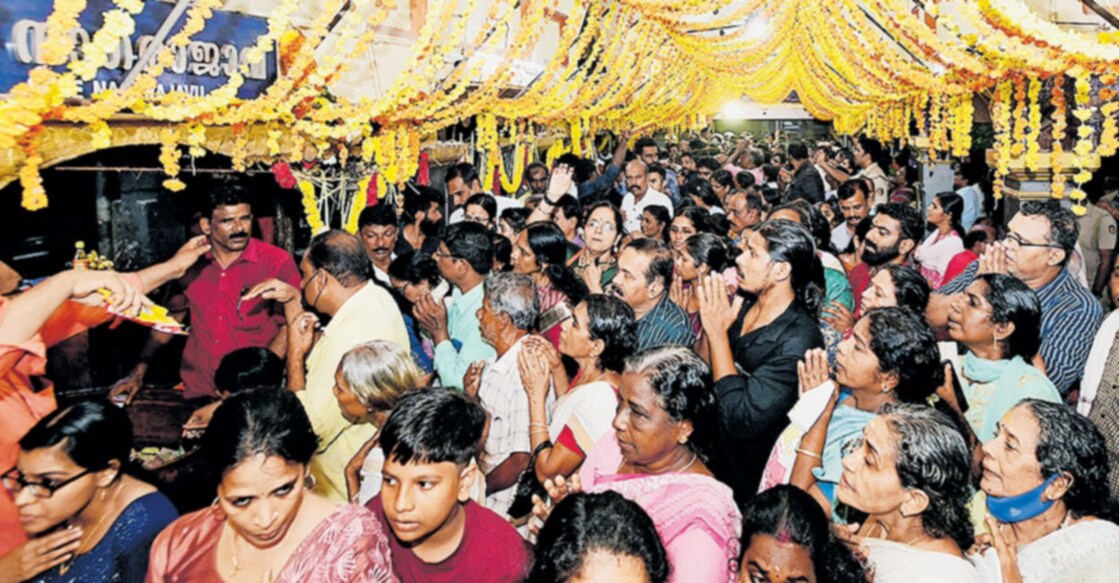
{"left": 110, "top": 186, "right": 300, "bottom": 403}
{"left": 0, "top": 237, "right": 209, "bottom": 557}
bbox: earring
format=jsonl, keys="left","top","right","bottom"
{"left": 678, "top": 437, "right": 688, "bottom": 445}
{"left": 304, "top": 474, "right": 317, "bottom": 491}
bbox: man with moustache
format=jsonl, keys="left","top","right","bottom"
{"left": 109, "top": 187, "right": 301, "bottom": 402}
{"left": 830, "top": 179, "right": 871, "bottom": 252}
{"left": 619, "top": 159, "right": 673, "bottom": 234}
{"left": 357, "top": 204, "right": 399, "bottom": 285}
{"left": 725, "top": 190, "right": 766, "bottom": 245}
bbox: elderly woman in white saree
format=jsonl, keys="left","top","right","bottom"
{"left": 837, "top": 403, "right": 984, "bottom": 582}
{"left": 970, "top": 399, "right": 1119, "bottom": 583}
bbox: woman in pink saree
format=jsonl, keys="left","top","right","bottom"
{"left": 535, "top": 347, "right": 741, "bottom": 583}
{"left": 146, "top": 389, "right": 395, "bottom": 583}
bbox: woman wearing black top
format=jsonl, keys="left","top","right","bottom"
{"left": 697, "top": 219, "right": 825, "bottom": 504}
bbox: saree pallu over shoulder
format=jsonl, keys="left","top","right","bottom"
{"left": 581, "top": 434, "right": 741, "bottom": 582}
{"left": 146, "top": 504, "right": 397, "bottom": 583}
{"left": 971, "top": 519, "right": 1119, "bottom": 583}
{"left": 588, "top": 471, "right": 741, "bottom": 555}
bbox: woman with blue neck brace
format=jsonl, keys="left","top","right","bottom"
{"left": 972, "top": 400, "right": 1119, "bottom": 583}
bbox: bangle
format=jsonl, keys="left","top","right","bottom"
{"left": 543, "top": 196, "right": 560, "bottom": 206}
{"left": 796, "top": 448, "right": 822, "bottom": 460}
{"left": 529, "top": 422, "right": 548, "bottom": 431}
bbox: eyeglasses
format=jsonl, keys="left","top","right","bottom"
{"left": 2, "top": 466, "right": 92, "bottom": 499}
{"left": 585, "top": 220, "right": 616, "bottom": 233}
{"left": 431, "top": 248, "right": 458, "bottom": 260}
{"left": 1003, "top": 232, "right": 1062, "bottom": 249}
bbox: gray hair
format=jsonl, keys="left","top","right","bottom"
{"left": 338, "top": 340, "right": 423, "bottom": 411}
{"left": 878, "top": 403, "right": 974, "bottom": 551}
{"left": 484, "top": 272, "right": 539, "bottom": 331}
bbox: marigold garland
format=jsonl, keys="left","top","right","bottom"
{"left": 1051, "top": 74, "right": 1068, "bottom": 199}
{"left": 10, "top": 0, "right": 1119, "bottom": 212}
{"left": 299, "top": 180, "right": 325, "bottom": 233}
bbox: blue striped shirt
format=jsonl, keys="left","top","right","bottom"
{"left": 636, "top": 295, "right": 694, "bottom": 352}
{"left": 937, "top": 264, "right": 1102, "bottom": 395}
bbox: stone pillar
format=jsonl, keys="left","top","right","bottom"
{"left": 985, "top": 150, "right": 1086, "bottom": 219}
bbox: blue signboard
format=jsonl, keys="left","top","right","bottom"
{"left": 0, "top": 0, "right": 277, "bottom": 98}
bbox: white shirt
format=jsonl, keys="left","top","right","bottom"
{"left": 621, "top": 188, "right": 673, "bottom": 233}
{"left": 1079, "top": 310, "right": 1119, "bottom": 415}
{"left": 831, "top": 222, "right": 854, "bottom": 253}
{"left": 371, "top": 254, "right": 396, "bottom": 285}
{"left": 477, "top": 337, "right": 552, "bottom": 517}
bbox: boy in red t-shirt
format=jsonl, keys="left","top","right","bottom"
{"left": 366, "top": 389, "right": 529, "bottom": 582}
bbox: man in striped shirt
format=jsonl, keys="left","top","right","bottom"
{"left": 610, "top": 238, "right": 694, "bottom": 351}
{"left": 930, "top": 201, "right": 1103, "bottom": 397}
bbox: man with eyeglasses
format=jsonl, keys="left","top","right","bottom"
{"left": 414, "top": 222, "right": 497, "bottom": 389}
{"left": 241, "top": 230, "right": 409, "bottom": 502}
{"left": 930, "top": 201, "right": 1103, "bottom": 397}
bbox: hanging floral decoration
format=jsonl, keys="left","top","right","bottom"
{"left": 5, "top": 0, "right": 1119, "bottom": 218}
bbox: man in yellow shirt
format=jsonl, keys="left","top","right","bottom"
{"left": 245, "top": 230, "right": 409, "bottom": 501}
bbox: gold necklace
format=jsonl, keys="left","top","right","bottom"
{"left": 227, "top": 528, "right": 273, "bottom": 582}
{"left": 59, "top": 480, "right": 123, "bottom": 575}
{"left": 576, "top": 369, "right": 610, "bottom": 387}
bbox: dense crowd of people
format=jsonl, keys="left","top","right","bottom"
{"left": 2, "top": 130, "right": 1119, "bottom": 582}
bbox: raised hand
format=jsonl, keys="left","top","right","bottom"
{"left": 288, "top": 312, "right": 319, "bottom": 359}
{"left": 668, "top": 273, "right": 688, "bottom": 310}
{"left": 978, "top": 241, "right": 1010, "bottom": 276}
{"left": 168, "top": 235, "right": 211, "bottom": 275}
{"left": 797, "top": 348, "right": 832, "bottom": 395}
{"left": 934, "top": 362, "right": 961, "bottom": 412}
{"left": 69, "top": 270, "right": 150, "bottom": 316}
{"left": 982, "top": 516, "right": 1024, "bottom": 583}
{"left": 517, "top": 344, "right": 551, "bottom": 406}
{"left": 547, "top": 164, "right": 575, "bottom": 198}
{"left": 522, "top": 334, "right": 562, "bottom": 371}
{"left": 821, "top": 300, "right": 855, "bottom": 334}
{"left": 697, "top": 273, "right": 742, "bottom": 337}
{"left": 413, "top": 292, "right": 448, "bottom": 343}
{"left": 463, "top": 361, "right": 485, "bottom": 399}
{"left": 582, "top": 260, "right": 605, "bottom": 294}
